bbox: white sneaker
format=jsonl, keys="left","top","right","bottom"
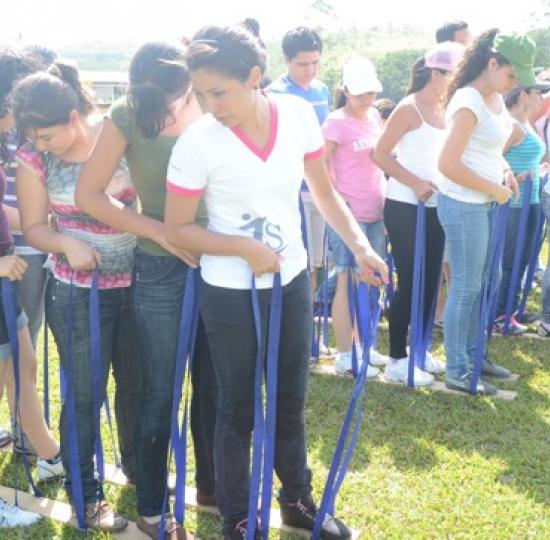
{"left": 406, "top": 347, "right": 445, "bottom": 374}
{"left": 369, "top": 348, "right": 388, "bottom": 366}
{"left": 37, "top": 455, "right": 65, "bottom": 481}
{"left": 423, "top": 351, "right": 445, "bottom": 374}
{"left": 0, "top": 497, "right": 41, "bottom": 527}
{"left": 334, "top": 351, "right": 379, "bottom": 378}
{"left": 384, "top": 358, "right": 434, "bottom": 387}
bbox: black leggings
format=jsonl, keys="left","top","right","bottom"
{"left": 384, "top": 199, "right": 445, "bottom": 359}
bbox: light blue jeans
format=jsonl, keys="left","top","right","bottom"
{"left": 541, "top": 192, "right": 550, "bottom": 324}
{"left": 437, "top": 194, "right": 496, "bottom": 378}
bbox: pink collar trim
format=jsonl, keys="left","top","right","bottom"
{"left": 230, "top": 96, "right": 278, "bottom": 162}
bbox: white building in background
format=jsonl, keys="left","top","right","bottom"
{"left": 80, "top": 71, "right": 128, "bottom": 107}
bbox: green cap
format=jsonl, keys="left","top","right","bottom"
{"left": 494, "top": 33, "right": 537, "bottom": 86}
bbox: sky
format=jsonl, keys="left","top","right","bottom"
{"left": 6, "top": 0, "right": 547, "bottom": 47}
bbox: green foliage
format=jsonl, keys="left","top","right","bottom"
{"left": 528, "top": 27, "right": 550, "bottom": 68}
{"left": 374, "top": 49, "right": 425, "bottom": 103}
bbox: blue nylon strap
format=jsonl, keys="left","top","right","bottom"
{"left": 248, "top": 273, "right": 282, "bottom": 539}
{"left": 503, "top": 176, "right": 533, "bottom": 334}
{"left": 408, "top": 203, "right": 427, "bottom": 385}
{"left": 1, "top": 279, "right": 42, "bottom": 499}
{"left": 471, "top": 204, "right": 509, "bottom": 393}
{"left": 64, "top": 277, "right": 86, "bottom": 530}
{"left": 518, "top": 174, "right": 548, "bottom": 317}
{"left": 321, "top": 234, "right": 330, "bottom": 350}
{"left": 312, "top": 281, "right": 379, "bottom": 539}
{"left": 89, "top": 271, "right": 105, "bottom": 482}
{"left": 384, "top": 242, "right": 395, "bottom": 312}
{"left": 159, "top": 268, "right": 199, "bottom": 539}
{"left": 43, "top": 316, "right": 50, "bottom": 427}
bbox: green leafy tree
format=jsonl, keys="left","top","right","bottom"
{"left": 374, "top": 49, "right": 425, "bottom": 103}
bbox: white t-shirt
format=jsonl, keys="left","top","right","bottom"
{"left": 439, "top": 87, "right": 513, "bottom": 204}
{"left": 167, "top": 93, "right": 325, "bottom": 289}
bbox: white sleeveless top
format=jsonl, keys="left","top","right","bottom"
{"left": 386, "top": 101, "right": 446, "bottom": 208}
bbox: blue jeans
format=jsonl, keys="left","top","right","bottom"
{"left": 132, "top": 249, "right": 217, "bottom": 516}
{"left": 46, "top": 276, "right": 139, "bottom": 505}
{"left": 437, "top": 194, "right": 495, "bottom": 379}
{"left": 496, "top": 205, "right": 540, "bottom": 316}
{"left": 326, "top": 220, "right": 386, "bottom": 272}
{"left": 541, "top": 192, "right": 550, "bottom": 323}
{"left": 200, "top": 270, "right": 312, "bottom": 528}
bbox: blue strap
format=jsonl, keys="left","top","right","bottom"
{"left": 502, "top": 175, "right": 533, "bottom": 334}
{"left": 518, "top": 174, "right": 548, "bottom": 317}
{"left": 312, "top": 281, "right": 379, "bottom": 539}
{"left": 89, "top": 271, "right": 105, "bottom": 482}
{"left": 43, "top": 315, "right": 50, "bottom": 427}
{"left": 384, "top": 241, "right": 395, "bottom": 313}
{"left": 471, "top": 203, "right": 509, "bottom": 393}
{"left": 247, "top": 273, "right": 282, "bottom": 539}
{"left": 1, "top": 279, "right": 42, "bottom": 499}
{"left": 159, "top": 268, "right": 199, "bottom": 539}
{"left": 63, "top": 277, "right": 86, "bottom": 530}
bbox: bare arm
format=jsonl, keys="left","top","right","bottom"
{"left": 75, "top": 119, "right": 196, "bottom": 265}
{"left": 304, "top": 156, "right": 388, "bottom": 285}
{"left": 438, "top": 108, "right": 512, "bottom": 204}
{"left": 3, "top": 205, "right": 21, "bottom": 231}
{"left": 164, "top": 192, "right": 280, "bottom": 275}
{"left": 16, "top": 164, "right": 100, "bottom": 270}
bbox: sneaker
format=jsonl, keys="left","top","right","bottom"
{"left": 223, "top": 518, "right": 261, "bottom": 540}
{"left": 334, "top": 351, "right": 379, "bottom": 378}
{"left": 514, "top": 311, "right": 540, "bottom": 324}
{"left": 0, "top": 429, "right": 11, "bottom": 448}
{"left": 433, "top": 319, "right": 444, "bottom": 330}
{"left": 279, "top": 496, "right": 352, "bottom": 539}
{"left": 445, "top": 373, "right": 498, "bottom": 395}
{"left": 369, "top": 348, "right": 388, "bottom": 366}
{"left": 406, "top": 347, "right": 445, "bottom": 374}
{"left": 495, "top": 315, "right": 527, "bottom": 335}
{"left": 384, "top": 358, "right": 434, "bottom": 387}
{"left": 37, "top": 454, "right": 65, "bottom": 481}
{"left": 537, "top": 322, "right": 550, "bottom": 337}
{"left": 481, "top": 360, "right": 512, "bottom": 379}
{"left": 0, "top": 497, "right": 41, "bottom": 527}
{"left": 84, "top": 501, "right": 128, "bottom": 533}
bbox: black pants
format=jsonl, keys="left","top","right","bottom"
{"left": 200, "top": 270, "right": 313, "bottom": 528}
{"left": 384, "top": 199, "right": 445, "bottom": 359}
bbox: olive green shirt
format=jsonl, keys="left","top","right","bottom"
{"left": 109, "top": 97, "right": 207, "bottom": 256}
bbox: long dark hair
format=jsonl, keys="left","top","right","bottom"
{"left": 128, "top": 42, "right": 190, "bottom": 139}
{"left": 406, "top": 58, "right": 434, "bottom": 95}
{"left": 12, "top": 60, "right": 95, "bottom": 137}
{"left": 445, "top": 29, "right": 510, "bottom": 106}
{"left": 185, "top": 25, "right": 267, "bottom": 81}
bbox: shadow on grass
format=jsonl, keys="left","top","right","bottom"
{"left": 307, "top": 334, "right": 550, "bottom": 507}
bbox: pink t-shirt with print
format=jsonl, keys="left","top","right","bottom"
{"left": 322, "top": 108, "right": 386, "bottom": 222}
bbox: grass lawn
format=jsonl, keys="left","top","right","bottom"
{"left": 0, "top": 266, "right": 549, "bottom": 538}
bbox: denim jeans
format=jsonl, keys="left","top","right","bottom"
{"left": 541, "top": 192, "right": 550, "bottom": 323}
{"left": 132, "top": 249, "right": 217, "bottom": 516}
{"left": 200, "top": 270, "right": 312, "bottom": 528}
{"left": 19, "top": 253, "right": 47, "bottom": 348}
{"left": 46, "top": 276, "right": 140, "bottom": 505}
{"left": 496, "top": 204, "right": 540, "bottom": 317}
{"left": 437, "top": 194, "right": 495, "bottom": 379}
{"left": 326, "top": 220, "right": 386, "bottom": 272}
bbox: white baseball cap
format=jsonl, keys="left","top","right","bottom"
{"left": 342, "top": 57, "right": 383, "bottom": 95}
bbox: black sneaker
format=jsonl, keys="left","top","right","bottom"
{"left": 279, "top": 497, "right": 352, "bottom": 539}
{"left": 223, "top": 518, "right": 261, "bottom": 540}
{"left": 482, "top": 360, "right": 512, "bottom": 379}
{"left": 445, "top": 373, "right": 498, "bottom": 396}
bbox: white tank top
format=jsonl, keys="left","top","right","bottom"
{"left": 386, "top": 101, "right": 446, "bottom": 207}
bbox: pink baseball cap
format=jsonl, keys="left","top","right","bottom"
{"left": 424, "top": 41, "right": 466, "bottom": 72}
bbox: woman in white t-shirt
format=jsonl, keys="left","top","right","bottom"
{"left": 373, "top": 41, "right": 465, "bottom": 387}
{"left": 164, "top": 25, "right": 387, "bottom": 540}
{"left": 437, "top": 29, "right": 538, "bottom": 395}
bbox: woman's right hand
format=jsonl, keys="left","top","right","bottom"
{"left": 493, "top": 184, "right": 513, "bottom": 205}
{"left": 413, "top": 179, "right": 437, "bottom": 202}
{"left": 0, "top": 255, "right": 28, "bottom": 281}
{"left": 241, "top": 239, "right": 281, "bottom": 276}
{"left": 63, "top": 237, "right": 101, "bottom": 270}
